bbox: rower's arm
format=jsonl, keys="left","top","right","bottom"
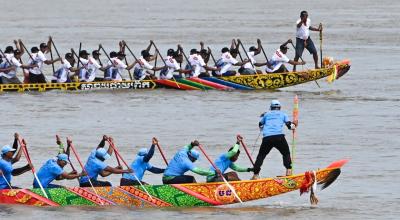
{"left": 101, "top": 166, "right": 131, "bottom": 176}
{"left": 97, "top": 136, "right": 107, "bottom": 149}
{"left": 45, "top": 37, "right": 52, "bottom": 54}
{"left": 44, "top": 58, "right": 61, "bottom": 65}
{"left": 230, "top": 163, "right": 250, "bottom": 172}
{"left": 58, "top": 171, "right": 80, "bottom": 180}
{"left": 146, "top": 42, "right": 152, "bottom": 52}
{"left": 11, "top": 164, "right": 31, "bottom": 176}
{"left": 226, "top": 143, "right": 240, "bottom": 158}
{"left": 143, "top": 144, "right": 156, "bottom": 162}
{"left": 191, "top": 167, "right": 215, "bottom": 176}
{"left": 151, "top": 66, "right": 165, "bottom": 72}
{"left": 12, "top": 144, "right": 24, "bottom": 164}
{"left": 254, "top": 39, "right": 262, "bottom": 56}
{"left": 126, "top": 60, "right": 137, "bottom": 71}
{"left": 254, "top": 62, "right": 268, "bottom": 67}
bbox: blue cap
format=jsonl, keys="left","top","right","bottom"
{"left": 138, "top": 148, "right": 148, "bottom": 156}
{"left": 270, "top": 100, "right": 281, "bottom": 107}
{"left": 96, "top": 148, "right": 111, "bottom": 160}
{"left": 1, "top": 145, "right": 16, "bottom": 155}
{"left": 57, "top": 153, "right": 69, "bottom": 163}
{"left": 188, "top": 149, "right": 200, "bottom": 160}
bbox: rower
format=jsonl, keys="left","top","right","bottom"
{"left": 52, "top": 53, "right": 81, "bottom": 83}
{"left": 160, "top": 48, "right": 189, "bottom": 80}
{"left": 207, "top": 135, "right": 253, "bottom": 182}
{"left": 111, "top": 51, "right": 136, "bottom": 81}
{"left": 33, "top": 153, "right": 84, "bottom": 188}
{"left": 188, "top": 49, "right": 219, "bottom": 78}
{"left": 238, "top": 39, "right": 267, "bottom": 75}
{"left": 79, "top": 135, "right": 132, "bottom": 187}
{"left": 0, "top": 133, "right": 32, "bottom": 189}
{"left": 27, "top": 37, "right": 62, "bottom": 83}
{"left": 0, "top": 49, "right": 36, "bottom": 84}
{"left": 266, "top": 39, "right": 305, "bottom": 73}
{"left": 162, "top": 140, "right": 215, "bottom": 184}
{"left": 133, "top": 50, "right": 164, "bottom": 80}
{"left": 252, "top": 100, "right": 298, "bottom": 179}
{"left": 213, "top": 47, "right": 248, "bottom": 77}
{"left": 78, "top": 50, "right": 108, "bottom": 82}
{"left": 104, "top": 51, "right": 118, "bottom": 81}
{"left": 120, "top": 137, "right": 165, "bottom": 186}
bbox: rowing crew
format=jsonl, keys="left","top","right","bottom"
{"left": 0, "top": 38, "right": 308, "bottom": 85}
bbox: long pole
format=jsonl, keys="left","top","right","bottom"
{"left": 107, "top": 139, "right": 154, "bottom": 201}
{"left": 259, "top": 41, "right": 269, "bottom": 64}
{"left": 237, "top": 39, "right": 254, "bottom": 69}
{"left": 207, "top": 47, "right": 217, "bottom": 66}
{"left": 154, "top": 138, "right": 168, "bottom": 165}
{"left": 319, "top": 24, "right": 323, "bottom": 68}
{"left": 237, "top": 135, "right": 255, "bottom": 166}
{"left": 50, "top": 39, "right": 62, "bottom": 61}
{"left": 120, "top": 41, "right": 133, "bottom": 80}
{"left": 197, "top": 144, "right": 243, "bottom": 203}
{"left": 289, "top": 42, "right": 320, "bottom": 88}
{"left": 151, "top": 41, "right": 181, "bottom": 89}
{"left": 49, "top": 38, "right": 56, "bottom": 75}
{"left": 18, "top": 138, "right": 48, "bottom": 199}
{"left": 291, "top": 95, "right": 299, "bottom": 173}
{"left": 77, "top": 42, "right": 82, "bottom": 69}
{"left": 68, "top": 139, "right": 104, "bottom": 205}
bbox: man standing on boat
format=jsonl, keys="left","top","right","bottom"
{"left": 207, "top": 135, "right": 254, "bottom": 182}
{"left": 120, "top": 138, "right": 165, "bottom": 186}
{"left": 33, "top": 153, "right": 84, "bottom": 188}
{"left": 79, "top": 135, "right": 132, "bottom": 187}
{"left": 266, "top": 39, "right": 306, "bottom": 73}
{"left": 293, "top": 10, "right": 322, "bottom": 71}
{"left": 163, "top": 140, "right": 215, "bottom": 184}
{"left": 252, "top": 100, "right": 297, "bottom": 179}
{"left": 28, "top": 37, "right": 62, "bottom": 83}
{"left": 0, "top": 133, "right": 32, "bottom": 189}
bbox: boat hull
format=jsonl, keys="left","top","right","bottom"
{"left": 0, "top": 160, "right": 347, "bottom": 208}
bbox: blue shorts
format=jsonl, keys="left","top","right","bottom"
{"left": 295, "top": 37, "right": 317, "bottom": 57}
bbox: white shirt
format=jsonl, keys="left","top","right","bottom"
{"left": 28, "top": 51, "right": 47, "bottom": 75}
{"left": 188, "top": 54, "right": 206, "bottom": 77}
{"left": 161, "top": 56, "right": 180, "bottom": 79}
{"left": 266, "top": 49, "right": 290, "bottom": 73}
{"left": 217, "top": 52, "right": 238, "bottom": 75}
{"left": 296, "top": 18, "right": 311, "bottom": 40}
{"left": 134, "top": 57, "right": 153, "bottom": 71}
{"left": 3, "top": 57, "right": 22, "bottom": 78}
{"left": 53, "top": 59, "right": 72, "bottom": 83}
{"left": 111, "top": 58, "right": 126, "bottom": 81}
{"left": 86, "top": 57, "right": 101, "bottom": 82}
{"left": 242, "top": 51, "right": 256, "bottom": 70}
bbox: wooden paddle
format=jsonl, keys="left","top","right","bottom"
{"left": 258, "top": 40, "right": 270, "bottom": 64}
{"left": 67, "top": 137, "right": 104, "bottom": 205}
{"left": 19, "top": 40, "right": 46, "bottom": 78}
{"left": 237, "top": 134, "right": 255, "bottom": 166}
{"left": 153, "top": 137, "right": 168, "bottom": 165}
{"left": 48, "top": 37, "right": 56, "bottom": 75}
{"left": 319, "top": 23, "right": 323, "bottom": 68}
{"left": 77, "top": 42, "right": 82, "bottom": 69}
{"left": 198, "top": 144, "right": 243, "bottom": 203}
{"left": 120, "top": 41, "right": 133, "bottom": 80}
{"left": 291, "top": 95, "right": 299, "bottom": 173}
{"left": 237, "top": 39, "right": 255, "bottom": 69}
{"left": 17, "top": 137, "right": 48, "bottom": 199}
{"left": 208, "top": 47, "right": 217, "bottom": 66}
{"left": 289, "top": 42, "right": 320, "bottom": 88}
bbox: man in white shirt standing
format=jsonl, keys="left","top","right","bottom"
{"left": 293, "top": 11, "right": 322, "bottom": 71}
{"left": 266, "top": 40, "right": 305, "bottom": 73}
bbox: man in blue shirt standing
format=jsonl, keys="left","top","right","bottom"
{"left": 207, "top": 135, "right": 253, "bottom": 182}
{"left": 252, "top": 100, "right": 297, "bottom": 179}
{"left": 0, "top": 133, "right": 31, "bottom": 189}
{"left": 163, "top": 140, "right": 215, "bottom": 184}
{"left": 120, "top": 137, "right": 165, "bottom": 186}
{"left": 33, "top": 153, "right": 84, "bottom": 188}
{"left": 79, "top": 135, "right": 132, "bottom": 187}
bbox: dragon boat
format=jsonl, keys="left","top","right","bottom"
{"left": 0, "top": 159, "right": 347, "bottom": 208}
{"left": 0, "top": 61, "right": 350, "bottom": 92}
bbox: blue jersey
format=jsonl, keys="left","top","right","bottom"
{"left": 260, "top": 110, "right": 290, "bottom": 137}
{"left": 33, "top": 159, "right": 64, "bottom": 188}
{"left": 122, "top": 156, "right": 153, "bottom": 181}
{"left": 79, "top": 150, "right": 107, "bottom": 184}
{"left": 0, "top": 158, "right": 13, "bottom": 189}
{"left": 210, "top": 153, "right": 232, "bottom": 174}
{"left": 164, "top": 147, "right": 195, "bottom": 177}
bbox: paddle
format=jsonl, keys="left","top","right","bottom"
{"left": 97, "top": 45, "right": 103, "bottom": 66}
{"left": 258, "top": 40, "right": 270, "bottom": 64}
{"left": 237, "top": 134, "right": 255, "bottom": 166}
{"left": 17, "top": 138, "right": 49, "bottom": 199}
{"left": 291, "top": 95, "right": 299, "bottom": 173}
{"left": 319, "top": 23, "right": 323, "bottom": 68}
{"left": 107, "top": 138, "right": 154, "bottom": 201}
{"left": 208, "top": 47, "right": 217, "bottom": 66}
{"left": 289, "top": 42, "right": 321, "bottom": 88}
{"left": 151, "top": 41, "right": 181, "bottom": 89}
{"left": 197, "top": 144, "right": 243, "bottom": 203}
{"left": 77, "top": 42, "right": 82, "bottom": 69}
{"left": 237, "top": 39, "right": 255, "bottom": 69}
{"left": 120, "top": 41, "right": 133, "bottom": 80}
{"left": 50, "top": 38, "right": 63, "bottom": 64}
{"left": 1, "top": 173, "right": 13, "bottom": 189}
{"left": 67, "top": 137, "right": 104, "bottom": 205}
{"left": 250, "top": 131, "right": 261, "bottom": 157}
{"left": 153, "top": 137, "right": 168, "bottom": 165}
{"left": 49, "top": 37, "right": 56, "bottom": 75}
{"left": 56, "top": 135, "right": 76, "bottom": 171}
{"left": 121, "top": 41, "right": 144, "bottom": 80}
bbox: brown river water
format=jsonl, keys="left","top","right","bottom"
{"left": 1, "top": 0, "right": 400, "bottom": 219}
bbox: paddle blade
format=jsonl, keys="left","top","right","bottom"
{"left": 318, "top": 168, "right": 341, "bottom": 190}
{"left": 326, "top": 159, "right": 349, "bottom": 169}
